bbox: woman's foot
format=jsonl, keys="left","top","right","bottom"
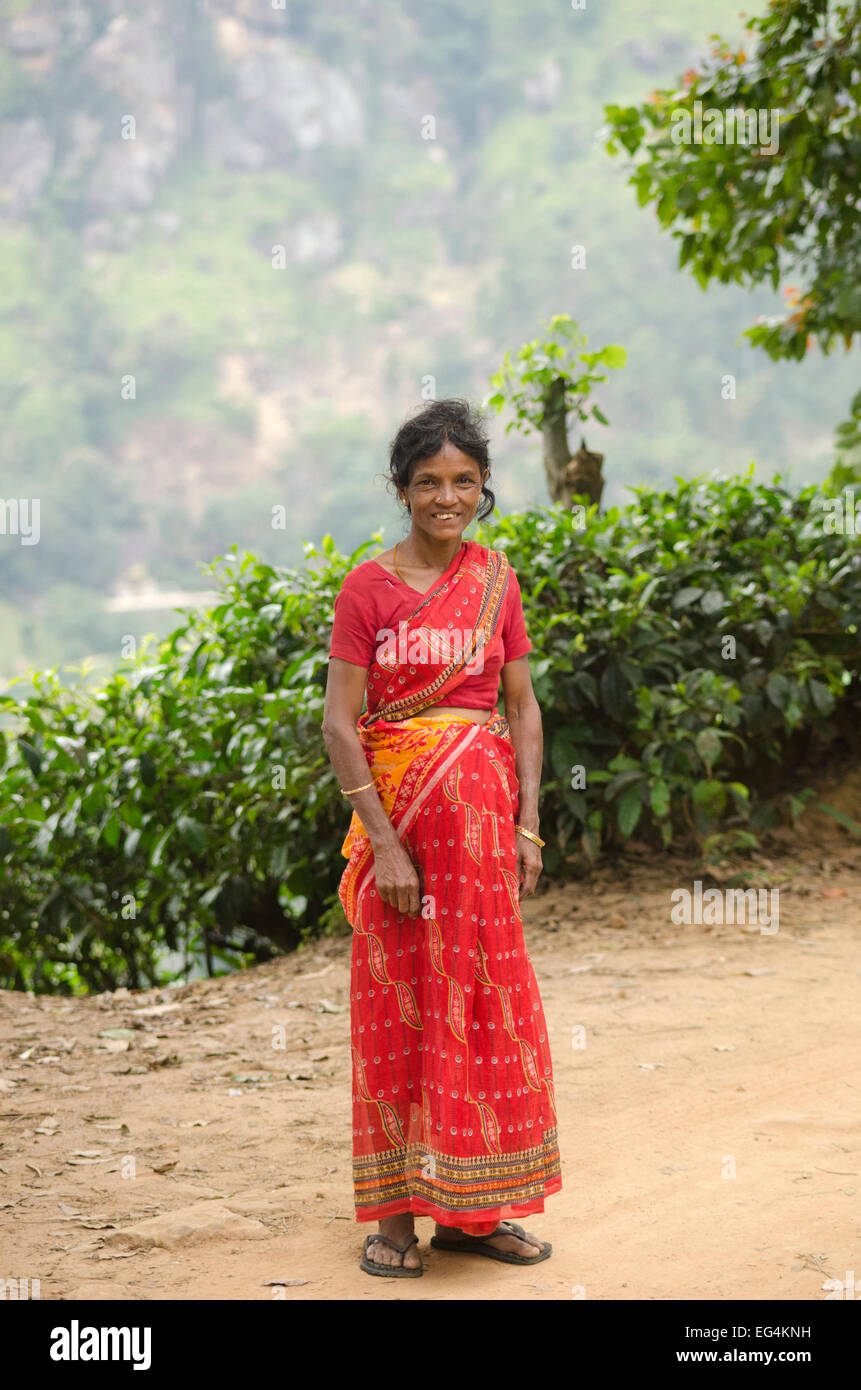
{"left": 433, "top": 1220, "right": 546, "bottom": 1258}
{"left": 364, "top": 1213, "right": 423, "bottom": 1272}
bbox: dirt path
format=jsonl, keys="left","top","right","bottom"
{"left": 3, "top": 828, "right": 860, "bottom": 1301}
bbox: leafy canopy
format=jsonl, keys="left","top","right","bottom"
{"left": 604, "top": 0, "right": 861, "bottom": 458}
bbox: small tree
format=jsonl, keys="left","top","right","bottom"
{"left": 485, "top": 314, "right": 627, "bottom": 507}
{"left": 603, "top": 0, "right": 861, "bottom": 478}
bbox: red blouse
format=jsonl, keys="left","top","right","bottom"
{"left": 328, "top": 546, "right": 532, "bottom": 709}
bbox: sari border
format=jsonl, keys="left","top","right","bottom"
{"left": 352, "top": 1129, "right": 563, "bottom": 1223}
{"left": 354, "top": 1180, "right": 563, "bottom": 1226}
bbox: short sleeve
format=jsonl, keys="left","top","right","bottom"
{"left": 501, "top": 567, "right": 532, "bottom": 663}
{"left": 328, "top": 571, "right": 377, "bottom": 668}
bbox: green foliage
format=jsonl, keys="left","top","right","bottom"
{"left": 0, "top": 536, "right": 379, "bottom": 994}
{"left": 477, "top": 468, "right": 861, "bottom": 869}
{"left": 2, "top": 472, "right": 860, "bottom": 995}
{"left": 485, "top": 313, "right": 627, "bottom": 436}
{"left": 603, "top": 0, "right": 861, "bottom": 475}
{"left": 830, "top": 385, "right": 861, "bottom": 489}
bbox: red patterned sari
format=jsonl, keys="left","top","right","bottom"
{"left": 338, "top": 541, "right": 561, "bottom": 1233}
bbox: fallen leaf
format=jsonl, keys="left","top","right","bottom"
{"left": 745, "top": 968, "right": 775, "bottom": 977}
{"left": 260, "top": 1278, "right": 309, "bottom": 1287}
{"left": 98, "top": 1029, "right": 137, "bottom": 1040}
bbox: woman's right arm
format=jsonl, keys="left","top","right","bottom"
{"left": 321, "top": 658, "right": 422, "bottom": 918}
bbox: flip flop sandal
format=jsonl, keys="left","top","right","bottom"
{"left": 360, "top": 1232, "right": 423, "bottom": 1278}
{"left": 429, "top": 1220, "right": 552, "bottom": 1265}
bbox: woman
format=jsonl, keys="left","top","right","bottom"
{"left": 322, "top": 398, "right": 561, "bottom": 1278}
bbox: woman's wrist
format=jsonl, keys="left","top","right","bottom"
{"left": 368, "top": 821, "right": 400, "bottom": 850}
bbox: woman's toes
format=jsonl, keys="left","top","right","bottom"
{"left": 489, "top": 1227, "right": 543, "bottom": 1256}
{"left": 517, "top": 1238, "right": 543, "bottom": 1257}
{"left": 513, "top": 1230, "right": 544, "bottom": 1256}
{"left": 368, "top": 1233, "right": 421, "bottom": 1269}
{"left": 368, "top": 1238, "right": 396, "bottom": 1266}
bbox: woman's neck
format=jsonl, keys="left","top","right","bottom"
{"left": 398, "top": 533, "right": 466, "bottom": 570}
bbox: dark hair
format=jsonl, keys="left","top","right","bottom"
{"left": 387, "top": 397, "right": 496, "bottom": 522}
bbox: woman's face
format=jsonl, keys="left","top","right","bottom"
{"left": 399, "top": 442, "right": 488, "bottom": 540}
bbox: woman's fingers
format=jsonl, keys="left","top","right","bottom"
{"left": 517, "top": 843, "right": 542, "bottom": 898}
{"left": 374, "top": 841, "right": 422, "bottom": 916}
{"left": 385, "top": 861, "right": 421, "bottom": 917}
{"left": 407, "top": 869, "right": 421, "bottom": 918}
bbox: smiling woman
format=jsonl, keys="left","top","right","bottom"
{"left": 321, "top": 398, "right": 561, "bottom": 1280}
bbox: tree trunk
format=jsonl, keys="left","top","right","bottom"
{"left": 540, "top": 375, "right": 572, "bottom": 502}
{"left": 540, "top": 380, "right": 605, "bottom": 508}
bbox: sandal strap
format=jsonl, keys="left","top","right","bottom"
{"left": 365, "top": 1232, "right": 419, "bottom": 1255}
{"left": 456, "top": 1220, "right": 526, "bottom": 1243}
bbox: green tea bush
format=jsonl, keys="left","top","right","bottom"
{"left": 481, "top": 471, "right": 861, "bottom": 863}
{"left": 1, "top": 471, "right": 859, "bottom": 993}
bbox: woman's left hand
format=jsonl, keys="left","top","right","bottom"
{"left": 516, "top": 833, "right": 542, "bottom": 899}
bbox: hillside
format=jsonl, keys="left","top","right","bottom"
{"left": 1, "top": 0, "right": 859, "bottom": 673}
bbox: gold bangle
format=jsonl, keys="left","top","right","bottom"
{"left": 515, "top": 824, "right": 545, "bottom": 848}
{"left": 340, "top": 778, "right": 375, "bottom": 796}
